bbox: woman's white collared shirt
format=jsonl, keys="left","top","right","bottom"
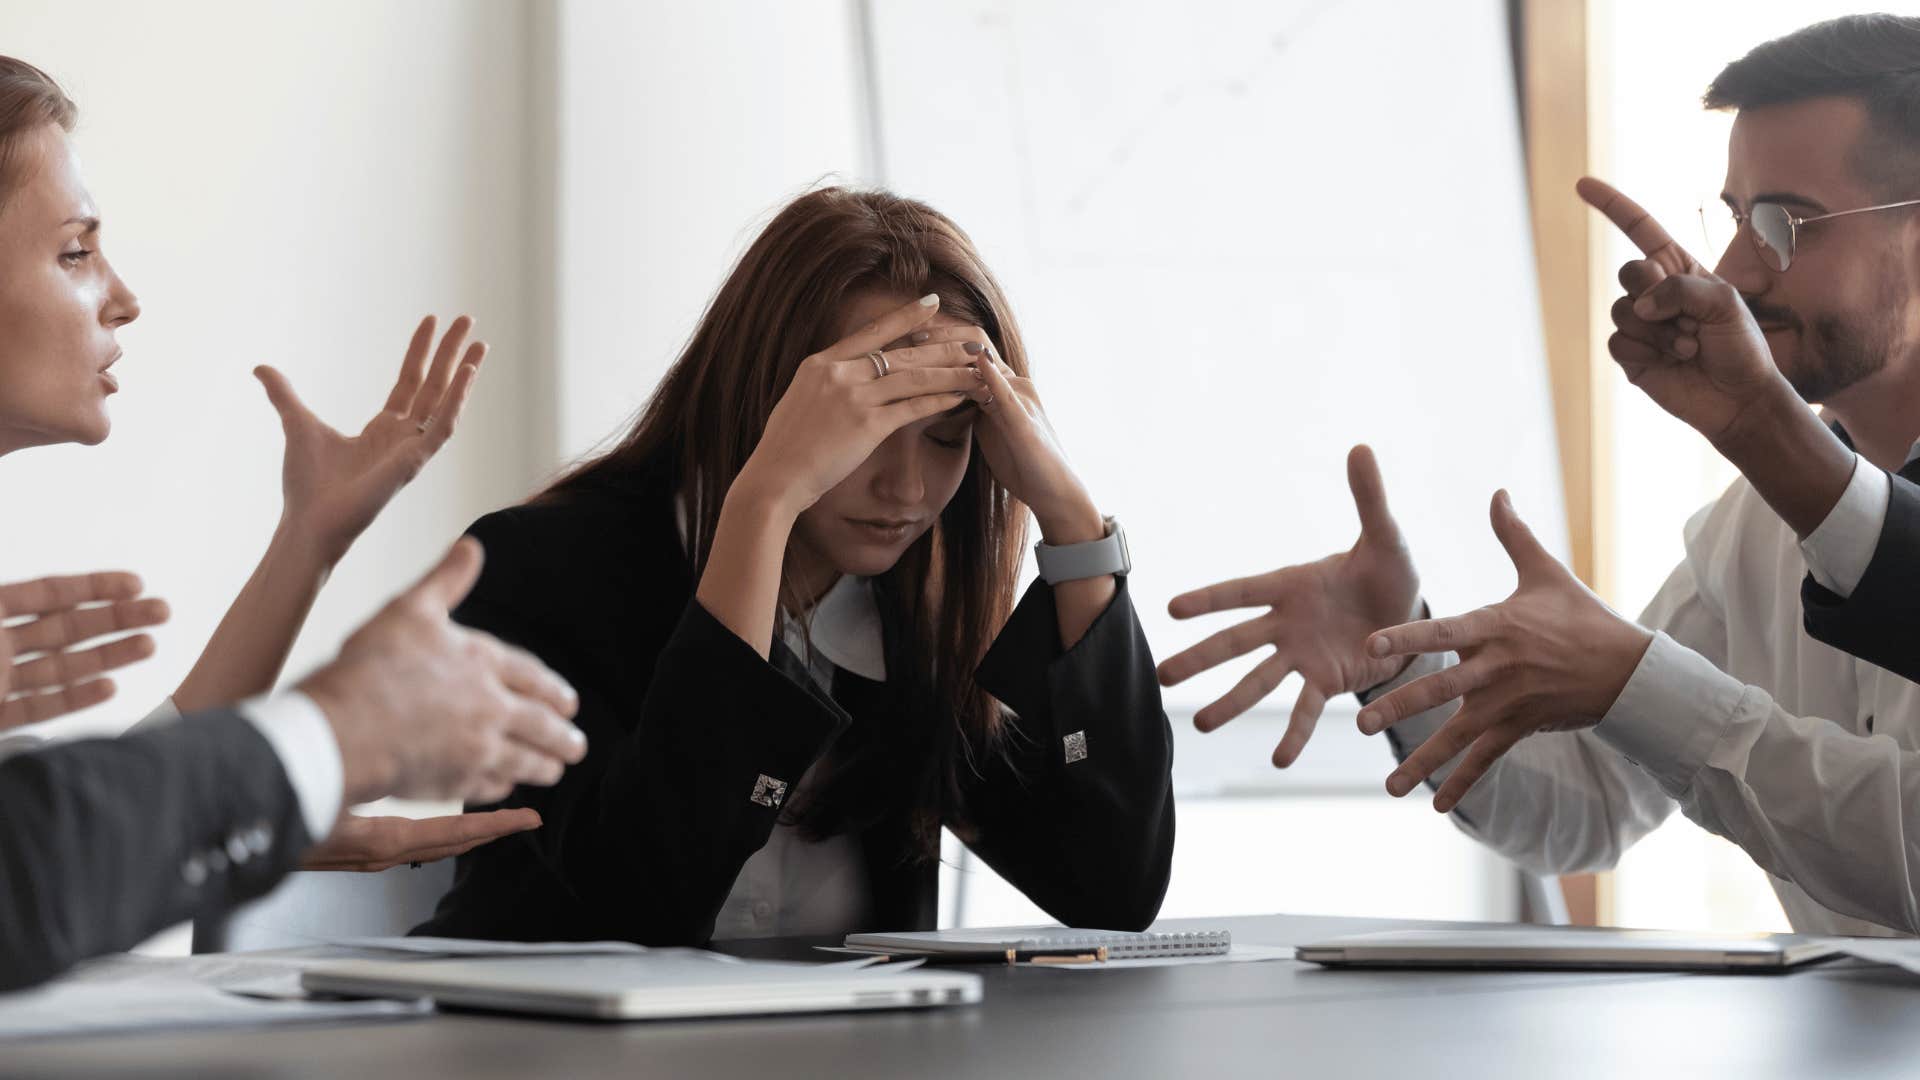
{"left": 710, "top": 574, "right": 886, "bottom": 940}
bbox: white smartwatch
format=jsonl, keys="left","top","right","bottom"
{"left": 1034, "top": 516, "right": 1130, "bottom": 584}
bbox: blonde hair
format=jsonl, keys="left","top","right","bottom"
{"left": 0, "top": 56, "right": 76, "bottom": 206}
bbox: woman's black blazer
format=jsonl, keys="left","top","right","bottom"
{"left": 415, "top": 464, "right": 1175, "bottom": 944}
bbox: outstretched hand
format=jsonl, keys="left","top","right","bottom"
{"left": 0, "top": 573, "right": 170, "bottom": 731}
{"left": 1357, "top": 490, "right": 1652, "bottom": 813}
{"left": 300, "top": 807, "right": 542, "bottom": 872}
{"left": 260, "top": 315, "right": 485, "bottom": 565}
{"left": 1156, "top": 446, "right": 1421, "bottom": 767}
{"left": 299, "top": 538, "right": 585, "bottom": 808}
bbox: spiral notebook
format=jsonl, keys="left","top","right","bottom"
{"left": 843, "top": 926, "right": 1231, "bottom": 964}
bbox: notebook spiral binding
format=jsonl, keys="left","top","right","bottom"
{"left": 1013, "top": 930, "right": 1231, "bottom": 959}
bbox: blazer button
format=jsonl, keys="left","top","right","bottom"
{"left": 246, "top": 824, "right": 274, "bottom": 856}
{"left": 226, "top": 833, "right": 253, "bottom": 866}
{"left": 181, "top": 855, "right": 208, "bottom": 887}
{"left": 207, "top": 850, "right": 230, "bottom": 875}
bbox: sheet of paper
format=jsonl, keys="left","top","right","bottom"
{"left": 122, "top": 952, "right": 325, "bottom": 1000}
{"left": 1822, "top": 937, "right": 1920, "bottom": 975}
{"left": 328, "top": 935, "right": 649, "bottom": 957}
{"left": 70, "top": 942, "right": 651, "bottom": 1000}
{"left": 801, "top": 951, "right": 921, "bottom": 971}
{"left": 0, "top": 955, "right": 425, "bottom": 1041}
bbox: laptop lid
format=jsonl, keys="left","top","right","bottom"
{"left": 301, "top": 948, "right": 983, "bottom": 1020}
{"left": 1294, "top": 928, "right": 1841, "bottom": 972}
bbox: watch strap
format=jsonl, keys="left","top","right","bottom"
{"left": 1034, "top": 516, "right": 1130, "bottom": 584}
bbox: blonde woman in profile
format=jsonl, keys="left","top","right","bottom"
{"left": 0, "top": 55, "right": 588, "bottom": 991}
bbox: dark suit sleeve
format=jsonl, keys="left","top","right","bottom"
{"left": 0, "top": 711, "right": 311, "bottom": 992}
{"left": 1802, "top": 470, "right": 1920, "bottom": 683}
{"left": 963, "top": 577, "right": 1175, "bottom": 931}
{"left": 448, "top": 510, "right": 850, "bottom": 944}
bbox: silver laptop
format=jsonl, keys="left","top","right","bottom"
{"left": 1295, "top": 928, "right": 1841, "bottom": 972}
{"left": 301, "top": 948, "right": 982, "bottom": 1020}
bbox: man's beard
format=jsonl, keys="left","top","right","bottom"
{"left": 1790, "top": 312, "right": 1894, "bottom": 402}
{"left": 1752, "top": 281, "right": 1901, "bottom": 404}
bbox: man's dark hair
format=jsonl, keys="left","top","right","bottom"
{"left": 1705, "top": 14, "right": 1920, "bottom": 196}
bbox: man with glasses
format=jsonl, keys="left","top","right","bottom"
{"left": 1159, "top": 13, "right": 1920, "bottom": 936}
{"left": 1665, "top": 22, "right": 1920, "bottom": 687}
{"left": 1609, "top": 182, "right": 1920, "bottom": 682}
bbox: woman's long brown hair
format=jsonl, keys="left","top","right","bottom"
{"left": 546, "top": 186, "right": 1031, "bottom": 855}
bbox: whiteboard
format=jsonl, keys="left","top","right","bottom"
{"left": 866, "top": 0, "right": 1566, "bottom": 711}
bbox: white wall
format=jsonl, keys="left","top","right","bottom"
{"left": 0, "top": 0, "right": 541, "bottom": 737}
{"left": 1, "top": 0, "right": 1558, "bottom": 935}
{"left": 549, "top": 0, "right": 871, "bottom": 461}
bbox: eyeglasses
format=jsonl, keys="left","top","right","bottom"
{"left": 1700, "top": 197, "right": 1920, "bottom": 272}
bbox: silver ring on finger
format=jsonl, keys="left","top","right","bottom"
{"left": 417, "top": 415, "right": 437, "bottom": 434}
{"left": 867, "top": 351, "right": 890, "bottom": 379}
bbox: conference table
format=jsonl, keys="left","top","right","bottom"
{"left": 9, "top": 913, "right": 1920, "bottom": 1078}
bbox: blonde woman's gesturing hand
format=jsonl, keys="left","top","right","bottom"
{"left": 259, "top": 315, "right": 485, "bottom": 565}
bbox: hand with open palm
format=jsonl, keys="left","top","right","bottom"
{"left": 260, "top": 315, "right": 485, "bottom": 566}
{"left": 0, "top": 573, "right": 170, "bottom": 731}
{"left": 1156, "top": 446, "right": 1423, "bottom": 767}
{"left": 303, "top": 807, "right": 544, "bottom": 872}
{"left": 1358, "top": 490, "right": 1654, "bottom": 813}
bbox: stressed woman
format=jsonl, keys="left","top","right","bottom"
{"left": 419, "top": 188, "right": 1175, "bottom": 943}
{"left": 0, "top": 55, "right": 535, "bottom": 871}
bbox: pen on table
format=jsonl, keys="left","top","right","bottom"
{"left": 1024, "top": 951, "right": 1105, "bottom": 966}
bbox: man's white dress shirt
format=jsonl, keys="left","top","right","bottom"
{"left": 1382, "top": 448, "right": 1920, "bottom": 936}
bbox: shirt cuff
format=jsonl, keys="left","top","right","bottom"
{"left": 1800, "top": 453, "right": 1888, "bottom": 598}
{"left": 1590, "top": 631, "right": 1746, "bottom": 793}
{"left": 132, "top": 696, "right": 183, "bottom": 732}
{"left": 237, "top": 691, "right": 342, "bottom": 843}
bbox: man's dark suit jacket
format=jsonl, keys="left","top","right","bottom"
{"left": 417, "top": 462, "right": 1176, "bottom": 944}
{"left": 1800, "top": 436, "right": 1920, "bottom": 684}
{"left": 0, "top": 711, "right": 310, "bottom": 992}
